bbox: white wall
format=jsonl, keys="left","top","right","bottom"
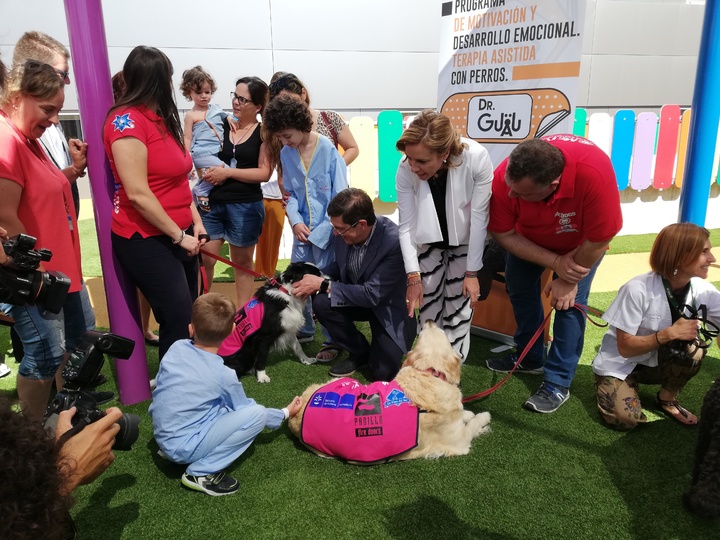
{"left": 0, "top": 0, "right": 706, "bottom": 116}
{"left": 1, "top": 0, "right": 712, "bottom": 239}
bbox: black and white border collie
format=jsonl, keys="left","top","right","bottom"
{"left": 219, "top": 262, "right": 323, "bottom": 383}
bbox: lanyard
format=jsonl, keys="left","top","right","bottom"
{"left": 661, "top": 278, "right": 696, "bottom": 318}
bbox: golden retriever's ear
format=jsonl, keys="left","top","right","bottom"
{"left": 447, "top": 353, "right": 462, "bottom": 384}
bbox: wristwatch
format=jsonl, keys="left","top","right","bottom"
{"left": 319, "top": 279, "right": 330, "bottom": 294}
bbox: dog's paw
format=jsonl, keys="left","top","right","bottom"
{"left": 475, "top": 411, "right": 492, "bottom": 427}
{"left": 300, "top": 356, "right": 317, "bottom": 366}
{"left": 462, "top": 409, "right": 476, "bottom": 423}
{"left": 256, "top": 370, "right": 271, "bottom": 384}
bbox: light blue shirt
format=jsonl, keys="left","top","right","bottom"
{"left": 283, "top": 134, "right": 348, "bottom": 250}
{"left": 149, "top": 339, "right": 284, "bottom": 460}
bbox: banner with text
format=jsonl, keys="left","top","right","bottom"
{"left": 438, "top": 0, "right": 587, "bottom": 164}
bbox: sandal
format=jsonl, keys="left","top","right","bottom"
{"left": 315, "top": 343, "right": 341, "bottom": 363}
{"left": 656, "top": 393, "right": 698, "bottom": 426}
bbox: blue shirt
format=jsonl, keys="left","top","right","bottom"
{"left": 149, "top": 339, "right": 284, "bottom": 460}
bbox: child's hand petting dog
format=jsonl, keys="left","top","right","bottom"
{"left": 287, "top": 396, "right": 303, "bottom": 418}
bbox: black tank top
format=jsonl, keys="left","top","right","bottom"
{"left": 209, "top": 120, "right": 263, "bottom": 204}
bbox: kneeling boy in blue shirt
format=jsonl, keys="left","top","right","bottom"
{"left": 149, "top": 292, "right": 302, "bottom": 496}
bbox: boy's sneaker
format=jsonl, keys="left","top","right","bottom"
{"left": 524, "top": 382, "right": 570, "bottom": 414}
{"left": 0, "top": 363, "right": 11, "bottom": 378}
{"left": 181, "top": 472, "right": 239, "bottom": 496}
{"left": 486, "top": 353, "right": 544, "bottom": 375}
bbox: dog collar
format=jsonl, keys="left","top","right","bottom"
{"left": 267, "top": 277, "right": 290, "bottom": 295}
{"left": 425, "top": 368, "right": 446, "bottom": 381}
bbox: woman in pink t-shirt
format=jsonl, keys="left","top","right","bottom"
{"left": 0, "top": 61, "right": 94, "bottom": 421}
{"left": 104, "top": 46, "right": 206, "bottom": 359}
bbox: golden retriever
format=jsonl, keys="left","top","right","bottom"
{"left": 288, "top": 320, "right": 491, "bottom": 463}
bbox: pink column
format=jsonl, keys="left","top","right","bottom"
{"left": 64, "top": 0, "right": 150, "bottom": 404}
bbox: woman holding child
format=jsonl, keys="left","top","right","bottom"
{"left": 199, "top": 76, "right": 272, "bottom": 307}
{"left": 592, "top": 223, "right": 720, "bottom": 430}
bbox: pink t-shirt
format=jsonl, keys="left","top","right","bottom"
{"left": 301, "top": 378, "right": 419, "bottom": 463}
{"left": 0, "top": 112, "right": 82, "bottom": 292}
{"left": 103, "top": 105, "right": 193, "bottom": 238}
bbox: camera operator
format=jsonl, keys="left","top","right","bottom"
{"left": 0, "top": 61, "right": 95, "bottom": 422}
{"left": 0, "top": 396, "right": 121, "bottom": 540}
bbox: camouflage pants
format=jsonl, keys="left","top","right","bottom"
{"left": 595, "top": 342, "right": 704, "bottom": 430}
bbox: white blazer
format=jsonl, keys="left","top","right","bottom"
{"left": 396, "top": 138, "right": 494, "bottom": 273}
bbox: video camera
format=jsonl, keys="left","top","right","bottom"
{"left": 44, "top": 331, "right": 141, "bottom": 451}
{"left": 0, "top": 233, "right": 70, "bottom": 313}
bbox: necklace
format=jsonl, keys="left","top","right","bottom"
{"left": 231, "top": 122, "right": 257, "bottom": 145}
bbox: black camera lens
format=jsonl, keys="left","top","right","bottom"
{"left": 114, "top": 413, "right": 141, "bottom": 451}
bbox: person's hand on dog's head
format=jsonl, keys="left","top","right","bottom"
{"left": 292, "top": 275, "right": 323, "bottom": 299}
{"left": 287, "top": 396, "right": 303, "bottom": 418}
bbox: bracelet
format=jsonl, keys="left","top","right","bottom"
{"left": 71, "top": 165, "right": 86, "bottom": 177}
{"left": 464, "top": 271, "right": 478, "bottom": 278}
{"left": 407, "top": 279, "right": 421, "bottom": 287}
{"left": 171, "top": 230, "right": 185, "bottom": 245}
{"left": 407, "top": 271, "right": 420, "bottom": 279}
{"left": 655, "top": 331, "right": 662, "bottom": 346}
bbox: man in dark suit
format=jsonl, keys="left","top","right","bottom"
{"left": 292, "top": 188, "right": 417, "bottom": 381}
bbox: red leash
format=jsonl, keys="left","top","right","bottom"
{"left": 461, "top": 303, "right": 606, "bottom": 403}
{"left": 198, "top": 248, "right": 288, "bottom": 295}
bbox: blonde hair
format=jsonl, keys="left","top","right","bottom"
{"left": 396, "top": 110, "right": 466, "bottom": 168}
{"left": 649, "top": 223, "right": 710, "bottom": 280}
{"left": 191, "top": 293, "right": 236, "bottom": 346}
{"left": 0, "top": 61, "right": 64, "bottom": 106}
{"left": 13, "top": 31, "right": 69, "bottom": 66}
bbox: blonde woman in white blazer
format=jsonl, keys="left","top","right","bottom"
{"left": 396, "top": 110, "right": 493, "bottom": 360}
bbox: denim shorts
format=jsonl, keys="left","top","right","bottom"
{"left": 0, "top": 282, "right": 95, "bottom": 380}
{"left": 200, "top": 200, "right": 265, "bottom": 247}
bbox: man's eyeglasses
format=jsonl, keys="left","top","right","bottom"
{"left": 53, "top": 67, "right": 70, "bottom": 81}
{"left": 230, "top": 92, "right": 252, "bottom": 105}
{"left": 334, "top": 221, "right": 359, "bottom": 237}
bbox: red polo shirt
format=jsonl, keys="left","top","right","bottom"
{"left": 103, "top": 105, "right": 193, "bottom": 238}
{"left": 489, "top": 134, "right": 622, "bottom": 255}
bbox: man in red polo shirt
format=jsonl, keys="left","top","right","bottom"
{"left": 487, "top": 135, "right": 622, "bottom": 413}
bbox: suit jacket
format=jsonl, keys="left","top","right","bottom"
{"left": 396, "top": 137, "right": 493, "bottom": 273}
{"left": 322, "top": 216, "right": 417, "bottom": 353}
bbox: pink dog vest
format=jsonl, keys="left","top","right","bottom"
{"left": 301, "top": 378, "right": 419, "bottom": 463}
{"left": 217, "top": 299, "right": 265, "bottom": 356}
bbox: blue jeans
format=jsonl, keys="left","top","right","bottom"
{"left": 1, "top": 282, "right": 95, "bottom": 380}
{"left": 291, "top": 240, "right": 335, "bottom": 340}
{"left": 505, "top": 252, "right": 604, "bottom": 388}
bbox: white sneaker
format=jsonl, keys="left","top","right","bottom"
{"left": 150, "top": 378, "right": 157, "bottom": 390}
{"left": 0, "top": 363, "right": 11, "bottom": 378}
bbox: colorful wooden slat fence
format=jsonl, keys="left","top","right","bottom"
{"left": 610, "top": 110, "right": 636, "bottom": 190}
{"left": 629, "top": 112, "right": 658, "bottom": 191}
{"left": 377, "top": 110, "right": 404, "bottom": 202}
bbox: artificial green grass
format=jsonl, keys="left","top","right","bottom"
{"left": 1, "top": 288, "right": 717, "bottom": 539}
